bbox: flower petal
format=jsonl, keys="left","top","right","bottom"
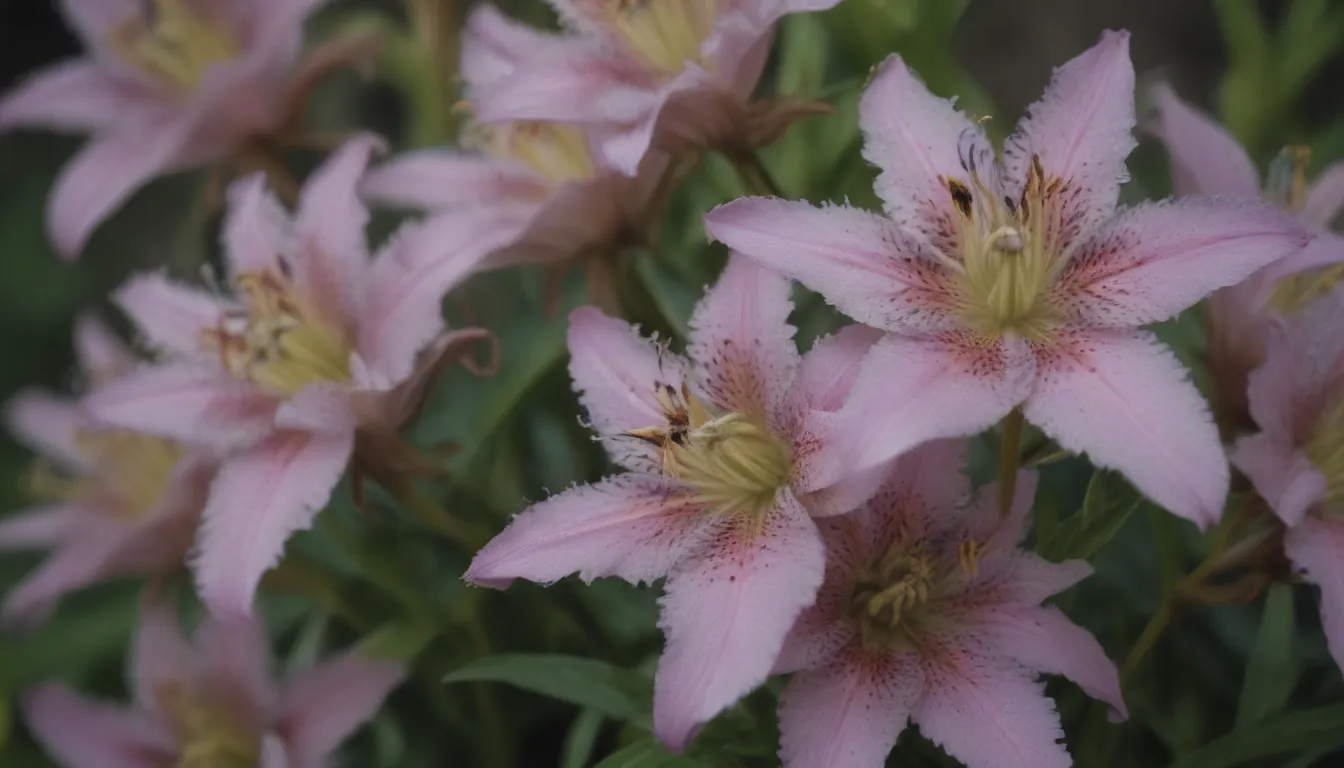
{"left": 74, "top": 312, "right": 137, "bottom": 381}
{"left": 473, "top": 42, "right": 657, "bottom": 126}
{"left": 566, "top": 306, "right": 688, "bottom": 469}
{"left": 85, "top": 363, "right": 277, "bottom": 451}
{"left": 222, "top": 173, "right": 293, "bottom": 278}
{"left": 465, "top": 475, "right": 707, "bottom": 588}
{"left": 198, "top": 613, "right": 278, "bottom": 731}
{"left": 914, "top": 652, "right": 1071, "bottom": 768}
{"left": 0, "top": 59, "right": 150, "bottom": 133}
{"left": 978, "top": 605, "right": 1127, "bottom": 721}
{"left": 858, "top": 54, "right": 988, "bottom": 235}
{"left": 687, "top": 255, "right": 799, "bottom": 421}
{"left": 21, "top": 684, "right": 174, "bottom": 768}
{"left": 2, "top": 527, "right": 124, "bottom": 627}
{"left": 289, "top": 135, "right": 383, "bottom": 326}
{"left": 0, "top": 503, "right": 83, "bottom": 549}
{"left": 58, "top": 0, "right": 141, "bottom": 51}
{"left": 129, "top": 593, "right": 194, "bottom": 714}
{"left": 1057, "top": 197, "right": 1308, "bottom": 328}
{"left": 358, "top": 208, "right": 528, "bottom": 383}
{"left": 193, "top": 430, "right": 353, "bottom": 616}
{"left": 4, "top": 389, "right": 87, "bottom": 470}
{"left": 48, "top": 122, "right": 192, "bottom": 259}
{"left": 1284, "top": 518, "right": 1344, "bottom": 671}
{"left": 653, "top": 492, "right": 825, "bottom": 752}
{"left": 1245, "top": 290, "right": 1344, "bottom": 440}
{"left": 838, "top": 333, "right": 1032, "bottom": 473}
{"left": 778, "top": 653, "right": 923, "bottom": 768}
{"left": 998, "top": 553, "right": 1094, "bottom": 607}
{"left": 1025, "top": 329, "right": 1227, "bottom": 527}
{"left": 596, "top": 63, "right": 717, "bottom": 175}
{"left": 1145, "top": 82, "right": 1259, "bottom": 198}
{"left": 1305, "top": 161, "right": 1344, "bottom": 230}
{"left": 361, "top": 150, "right": 546, "bottom": 211}
{"left": 704, "top": 198, "right": 960, "bottom": 334}
{"left": 1230, "top": 434, "right": 1325, "bottom": 527}
{"left": 1002, "top": 30, "right": 1135, "bottom": 248}
{"left": 278, "top": 649, "right": 406, "bottom": 766}
{"left": 113, "top": 271, "right": 235, "bottom": 355}
{"left": 797, "top": 324, "right": 884, "bottom": 412}
{"left": 462, "top": 4, "right": 565, "bottom": 88}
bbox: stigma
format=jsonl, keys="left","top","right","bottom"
{"left": 202, "top": 270, "right": 352, "bottom": 397}
{"left": 108, "top": 0, "right": 237, "bottom": 93}
{"left": 576, "top": 0, "right": 719, "bottom": 74}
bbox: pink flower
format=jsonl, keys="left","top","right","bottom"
{"left": 466, "top": 0, "right": 841, "bottom": 174}
{"left": 21, "top": 591, "right": 404, "bottom": 768}
{"left": 775, "top": 440, "right": 1125, "bottom": 768}
{"left": 466, "top": 256, "right": 884, "bottom": 752}
{"left": 83, "top": 136, "right": 523, "bottom": 617}
{"left": 0, "top": 315, "right": 212, "bottom": 628}
{"left": 1148, "top": 84, "right": 1344, "bottom": 431}
{"left": 362, "top": 5, "right": 676, "bottom": 310}
{"left": 705, "top": 31, "right": 1309, "bottom": 528}
{"left": 0, "top": 0, "right": 361, "bottom": 258}
{"left": 1231, "top": 286, "right": 1344, "bottom": 671}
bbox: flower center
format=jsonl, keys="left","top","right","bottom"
{"left": 462, "top": 119, "right": 596, "bottom": 185}
{"left": 28, "top": 429, "right": 181, "bottom": 521}
{"left": 947, "top": 155, "right": 1064, "bottom": 343}
{"left": 627, "top": 383, "right": 792, "bottom": 534}
{"left": 158, "top": 683, "right": 260, "bottom": 768}
{"left": 1306, "top": 394, "right": 1344, "bottom": 507}
{"left": 202, "top": 271, "right": 353, "bottom": 397}
{"left": 108, "top": 0, "right": 237, "bottom": 93}
{"left": 576, "top": 0, "right": 719, "bottom": 74}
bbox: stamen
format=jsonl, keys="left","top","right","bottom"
{"left": 29, "top": 430, "right": 181, "bottom": 521}
{"left": 848, "top": 544, "right": 936, "bottom": 653}
{"left": 157, "top": 683, "right": 260, "bottom": 768}
{"left": 108, "top": 0, "right": 236, "bottom": 92}
{"left": 1266, "top": 146, "right": 1312, "bottom": 212}
{"left": 461, "top": 119, "right": 595, "bottom": 185}
{"left": 577, "top": 0, "right": 719, "bottom": 74}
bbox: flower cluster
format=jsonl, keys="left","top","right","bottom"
{"left": 4, "top": 1, "right": 1343, "bottom": 766}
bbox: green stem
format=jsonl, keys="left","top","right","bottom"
{"left": 389, "top": 478, "right": 487, "bottom": 551}
{"left": 464, "top": 609, "right": 513, "bottom": 768}
{"left": 404, "top": 0, "right": 458, "bottom": 147}
{"left": 997, "top": 408, "right": 1025, "bottom": 519}
{"left": 733, "top": 152, "right": 784, "bottom": 197}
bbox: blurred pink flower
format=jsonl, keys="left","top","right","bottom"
{"left": 466, "top": 256, "right": 885, "bottom": 752}
{"left": 775, "top": 440, "right": 1125, "bottom": 768}
{"left": 467, "top": 0, "right": 841, "bottom": 174}
{"left": 0, "top": 315, "right": 212, "bottom": 628}
{"left": 1148, "top": 84, "right": 1344, "bottom": 432}
{"left": 0, "top": 0, "right": 374, "bottom": 258}
{"left": 706, "top": 31, "right": 1308, "bottom": 528}
{"left": 21, "top": 592, "right": 404, "bottom": 767}
{"left": 84, "top": 136, "right": 523, "bottom": 616}
{"left": 1231, "top": 286, "right": 1344, "bottom": 671}
{"left": 362, "top": 5, "right": 677, "bottom": 311}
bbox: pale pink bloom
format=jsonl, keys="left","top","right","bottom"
{"left": 1148, "top": 84, "right": 1344, "bottom": 430}
{"left": 0, "top": 315, "right": 212, "bottom": 627}
{"left": 466, "top": 0, "right": 841, "bottom": 175}
{"left": 706, "top": 31, "right": 1308, "bottom": 528}
{"left": 466, "top": 256, "right": 884, "bottom": 752}
{"left": 362, "top": 5, "right": 676, "bottom": 309}
{"left": 1231, "top": 286, "right": 1344, "bottom": 671}
{"left": 0, "top": 0, "right": 353, "bottom": 258}
{"left": 21, "top": 592, "right": 404, "bottom": 768}
{"left": 775, "top": 440, "right": 1126, "bottom": 768}
{"left": 83, "top": 136, "right": 522, "bottom": 617}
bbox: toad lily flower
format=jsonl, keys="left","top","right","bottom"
{"left": 362, "top": 5, "right": 676, "bottom": 311}
{"left": 0, "top": 0, "right": 377, "bottom": 258}
{"left": 466, "top": 256, "right": 884, "bottom": 752}
{"left": 0, "top": 315, "right": 212, "bottom": 627}
{"left": 1232, "top": 286, "right": 1344, "bottom": 671}
{"left": 1148, "top": 84, "right": 1344, "bottom": 432}
{"left": 84, "top": 136, "right": 523, "bottom": 616}
{"left": 775, "top": 440, "right": 1125, "bottom": 768}
{"left": 706, "top": 31, "right": 1308, "bottom": 527}
{"left": 21, "top": 592, "right": 404, "bottom": 767}
{"left": 467, "top": 0, "right": 841, "bottom": 174}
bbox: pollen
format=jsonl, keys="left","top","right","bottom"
{"left": 157, "top": 682, "right": 259, "bottom": 768}
{"left": 461, "top": 116, "right": 596, "bottom": 186}
{"left": 202, "top": 270, "right": 352, "bottom": 397}
{"left": 946, "top": 155, "right": 1066, "bottom": 343}
{"left": 108, "top": 0, "right": 237, "bottom": 93}
{"left": 578, "top": 0, "right": 719, "bottom": 74}
{"left": 28, "top": 429, "right": 181, "bottom": 522}
{"left": 626, "top": 383, "right": 791, "bottom": 535}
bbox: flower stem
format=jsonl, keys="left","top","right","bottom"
{"left": 733, "top": 152, "right": 784, "bottom": 197}
{"left": 464, "top": 605, "right": 513, "bottom": 768}
{"left": 388, "top": 478, "right": 486, "bottom": 551}
{"left": 997, "top": 408, "right": 1025, "bottom": 519}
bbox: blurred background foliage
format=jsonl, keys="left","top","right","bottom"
{"left": 3, "top": 0, "right": 1344, "bottom": 766}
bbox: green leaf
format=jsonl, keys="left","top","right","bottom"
{"left": 593, "top": 739, "right": 700, "bottom": 768}
{"left": 1171, "top": 703, "right": 1344, "bottom": 768}
{"left": 444, "top": 654, "right": 653, "bottom": 725}
{"left": 561, "top": 708, "right": 606, "bottom": 768}
{"left": 1235, "top": 584, "right": 1298, "bottom": 727}
{"left": 1037, "top": 470, "right": 1142, "bottom": 562}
